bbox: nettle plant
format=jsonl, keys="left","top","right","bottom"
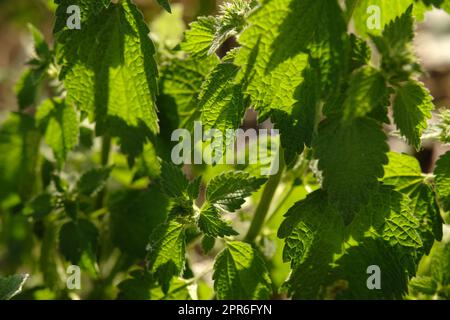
{"left": 1, "top": 0, "right": 450, "bottom": 300}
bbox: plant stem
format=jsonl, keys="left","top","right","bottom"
{"left": 95, "top": 135, "right": 111, "bottom": 209}
{"left": 100, "top": 135, "right": 112, "bottom": 167}
{"left": 244, "top": 149, "right": 285, "bottom": 243}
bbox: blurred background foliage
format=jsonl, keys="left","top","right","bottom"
{"left": 0, "top": 0, "right": 450, "bottom": 300}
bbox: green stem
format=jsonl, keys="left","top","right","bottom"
{"left": 100, "top": 135, "right": 112, "bottom": 167}
{"left": 244, "top": 150, "right": 285, "bottom": 243}
{"left": 95, "top": 135, "right": 111, "bottom": 210}
{"left": 265, "top": 184, "right": 294, "bottom": 226}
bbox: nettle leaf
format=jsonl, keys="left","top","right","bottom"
{"left": 349, "top": 186, "right": 422, "bottom": 249}
{"left": 59, "top": 219, "right": 98, "bottom": 270}
{"left": 24, "top": 192, "right": 54, "bottom": 219}
{"left": 235, "top": 0, "right": 309, "bottom": 115}
{"left": 156, "top": 0, "right": 171, "bottom": 13}
{"left": 382, "top": 151, "right": 424, "bottom": 192}
{"left": 235, "top": 0, "right": 346, "bottom": 115}
{"left": 181, "top": 0, "right": 254, "bottom": 57}
{"left": 36, "top": 99, "right": 79, "bottom": 165}
{"left": 279, "top": 187, "right": 423, "bottom": 299}
{"left": 147, "top": 220, "right": 186, "bottom": 293}
{"left": 213, "top": 241, "right": 272, "bottom": 300}
{"left": 16, "top": 69, "right": 45, "bottom": 111}
{"left": 16, "top": 24, "right": 52, "bottom": 111}
{"left": 117, "top": 269, "right": 154, "bottom": 300}
{"left": 117, "top": 269, "right": 193, "bottom": 300}
{"left": 200, "top": 58, "right": 246, "bottom": 138}
{"left": 370, "top": 6, "right": 422, "bottom": 82}
{"left": 209, "top": 0, "right": 254, "bottom": 55}
{"left": 109, "top": 187, "right": 168, "bottom": 258}
{"left": 77, "top": 166, "right": 113, "bottom": 197}
{"left": 407, "top": 183, "right": 443, "bottom": 254}
{"left": 159, "top": 54, "right": 219, "bottom": 129}
{"left": 409, "top": 275, "right": 438, "bottom": 296}
{"left": 56, "top": 0, "right": 159, "bottom": 158}
{"left": 393, "top": 81, "right": 433, "bottom": 149}
{"left": 342, "top": 66, "right": 389, "bottom": 122}
{"left": 0, "top": 274, "right": 29, "bottom": 300}
{"left": 54, "top": 0, "right": 110, "bottom": 34}
{"left": 429, "top": 237, "right": 450, "bottom": 288}
{"left": 277, "top": 191, "right": 346, "bottom": 299}
{"left": 201, "top": 235, "right": 216, "bottom": 254}
{"left": 352, "top": 0, "right": 427, "bottom": 37}
{"left": 381, "top": 152, "right": 443, "bottom": 253}
{"left": 198, "top": 203, "right": 238, "bottom": 238}
{"left": 159, "top": 162, "right": 189, "bottom": 199}
{"left": 314, "top": 117, "right": 389, "bottom": 222}
{"left": 435, "top": 151, "right": 450, "bottom": 212}
{"left": 205, "top": 171, "right": 266, "bottom": 212}
{"left": 181, "top": 17, "right": 216, "bottom": 58}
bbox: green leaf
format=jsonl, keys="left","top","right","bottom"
{"left": 15, "top": 24, "right": 51, "bottom": 111}
{"left": 0, "top": 274, "right": 29, "bottom": 300}
{"left": 117, "top": 269, "right": 194, "bottom": 300}
{"left": 209, "top": 0, "right": 254, "bottom": 55}
{"left": 213, "top": 241, "right": 272, "bottom": 300}
{"left": 342, "top": 66, "right": 389, "bottom": 121}
{"left": 352, "top": 0, "right": 426, "bottom": 37}
{"left": 156, "top": 0, "right": 171, "bottom": 13}
{"left": 59, "top": 219, "right": 98, "bottom": 266}
{"left": 15, "top": 69, "right": 45, "bottom": 111}
{"left": 201, "top": 236, "right": 216, "bottom": 254}
{"left": 409, "top": 276, "right": 438, "bottom": 296}
{"left": 382, "top": 152, "right": 443, "bottom": 253}
{"left": 159, "top": 54, "right": 219, "bottom": 129}
{"left": 56, "top": 0, "right": 159, "bottom": 158}
{"left": 435, "top": 151, "right": 450, "bottom": 212}
{"left": 370, "top": 6, "right": 421, "bottom": 82}
{"left": 235, "top": 0, "right": 345, "bottom": 116}
{"left": 382, "top": 151, "right": 424, "bottom": 192}
{"left": 134, "top": 142, "right": 162, "bottom": 180}
{"left": 328, "top": 238, "right": 416, "bottom": 299}
{"left": 24, "top": 193, "right": 54, "bottom": 219}
{"left": 147, "top": 220, "right": 186, "bottom": 293}
{"left": 407, "top": 183, "right": 443, "bottom": 253}
{"left": 159, "top": 162, "right": 189, "bottom": 199}
{"left": 198, "top": 203, "right": 238, "bottom": 238}
{"left": 393, "top": 80, "right": 433, "bottom": 149}
{"left": 109, "top": 188, "right": 168, "bottom": 258}
{"left": 117, "top": 269, "right": 154, "bottom": 300}
{"left": 187, "top": 176, "right": 202, "bottom": 200}
{"left": 205, "top": 171, "right": 266, "bottom": 212}
{"left": 180, "top": 17, "right": 216, "bottom": 58}
{"left": 200, "top": 59, "right": 245, "bottom": 138}
{"left": 180, "top": 0, "right": 253, "bottom": 57}
{"left": 314, "top": 117, "right": 389, "bottom": 222}
{"left": 278, "top": 191, "right": 346, "bottom": 299}
{"left": 77, "top": 166, "right": 113, "bottom": 197}
{"left": 349, "top": 186, "right": 423, "bottom": 249}
{"left": 279, "top": 187, "right": 423, "bottom": 299}
{"left": 36, "top": 98, "right": 79, "bottom": 165}
{"left": 430, "top": 237, "right": 450, "bottom": 287}
{"left": 54, "top": 0, "right": 110, "bottom": 34}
